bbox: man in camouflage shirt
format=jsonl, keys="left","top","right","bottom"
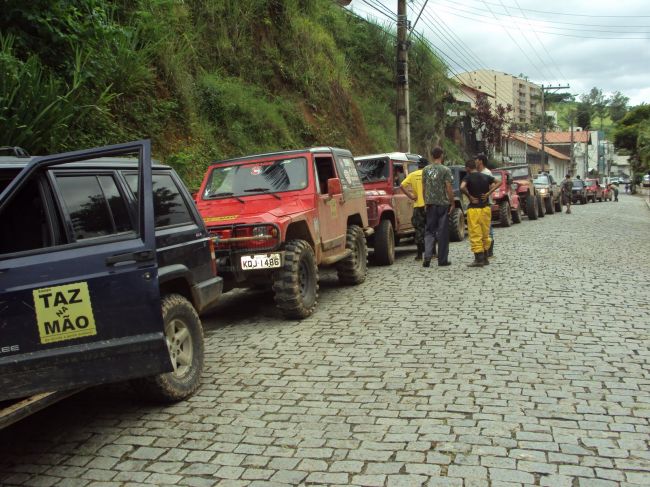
{"left": 561, "top": 173, "right": 573, "bottom": 214}
{"left": 422, "top": 147, "right": 455, "bottom": 267}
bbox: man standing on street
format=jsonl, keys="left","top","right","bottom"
{"left": 474, "top": 153, "right": 498, "bottom": 259}
{"left": 400, "top": 157, "right": 431, "bottom": 260}
{"left": 561, "top": 173, "right": 573, "bottom": 214}
{"left": 422, "top": 147, "right": 454, "bottom": 267}
{"left": 461, "top": 159, "right": 499, "bottom": 267}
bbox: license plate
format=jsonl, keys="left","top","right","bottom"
{"left": 240, "top": 253, "right": 281, "bottom": 270}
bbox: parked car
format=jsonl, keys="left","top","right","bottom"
{"left": 354, "top": 152, "right": 420, "bottom": 265}
{"left": 584, "top": 178, "right": 603, "bottom": 202}
{"left": 0, "top": 140, "right": 222, "bottom": 426}
{"left": 643, "top": 174, "right": 650, "bottom": 187}
{"left": 533, "top": 172, "right": 562, "bottom": 214}
{"left": 572, "top": 179, "right": 587, "bottom": 204}
{"left": 601, "top": 184, "right": 613, "bottom": 201}
{"left": 195, "top": 147, "right": 371, "bottom": 319}
{"left": 490, "top": 169, "right": 522, "bottom": 226}
{"left": 501, "top": 165, "right": 541, "bottom": 219}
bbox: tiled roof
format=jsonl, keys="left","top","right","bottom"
{"left": 529, "top": 131, "right": 589, "bottom": 144}
{"left": 507, "top": 134, "right": 570, "bottom": 161}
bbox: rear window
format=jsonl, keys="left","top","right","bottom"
{"left": 125, "top": 173, "right": 193, "bottom": 228}
{"left": 355, "top": 158, "right": 389, "bottom": 183}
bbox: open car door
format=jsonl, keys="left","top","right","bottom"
{"left": 0, "top": 140, "right": 171, "bottom": 402}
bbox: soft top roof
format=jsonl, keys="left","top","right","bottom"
{"left": 354, "top": 152, "right": 422, "bottom": 162}
{"left": 210, "top": 147, "right": 353, "bottom": 166}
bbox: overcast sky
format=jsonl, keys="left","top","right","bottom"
{"left": 347, "top": 0, "right": 650, "bottom": 106}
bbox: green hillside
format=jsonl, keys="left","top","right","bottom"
{"left": 1, "top": 0, "right": 453, "bottom": 186}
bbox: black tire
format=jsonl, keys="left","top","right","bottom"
{"left": 336, "top": 225, "right": 367, "bottom": 285}
{"left": 581, "top": 195, "right": 586, "bottom": 204}
{"left": 499, "top": 201, "right": 512, "bottom": 227}
{"left": 449, "top": 207, "right": 465, "bottom": 241}
{"left": 512, "top": 203, "right": 522, "bottom": 224}
{"left": 554, "top": 197, "right": 562, "bottom": 212}
{"left": 374, "top": 219, "right": 395, "bottom": 266}
{"left": 545, "top": 196, "right": 555, "bottom": 214}
{"left": 132, "top": 294, "right": 204, "bottom": 402}
{"left": 273, "top": 239, "right": 318, "bottom": 319}
{"left": 526, "top": 194, "right": 538, "bottom": 220}
{"left": 537, "top": 194, "right": 546, "bottom": 217}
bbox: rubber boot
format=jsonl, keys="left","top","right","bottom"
{"left": 483, "top": 251, "right": 490, "bottom": 265}
{"left": 487, "top": 240, "right": 494, "bottom": 258}
{"left": 415, "top": 243, "right": 423, "bottom": 261}
{"left": 467, "top": 253, "right": 485, "bottom": 267}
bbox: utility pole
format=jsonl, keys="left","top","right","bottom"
{"left": 570, "top": 118, "right": 574, "bottom": 176}
{"left": 540, "top": 84, "right": 570, "bottom": 173}
{"left": 396, "top": 0, "right": 410, "bottom": 152}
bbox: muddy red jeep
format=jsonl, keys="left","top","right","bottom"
{"left": 584, "top": 178, "right": 603, "bottom": 202}
{"left": 195, "top": 147, "right": 372, "bottom": 319}
{"left": 501, "top": 165, "right": 543, "bottom": 220}
{"left": 353, "top": 152, "right": 420, "bottom": 265}
{"left": 490, "top": 169, "right": 522, "bottom": 226}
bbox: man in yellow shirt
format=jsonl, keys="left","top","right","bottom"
{"left": 400, "top": 157, "right": 431, "bottom": 260}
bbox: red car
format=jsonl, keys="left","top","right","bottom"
{"left": 490, "top": 169, "right": 522, "bottom": 226}
{"left": 584, "top": 178, "right": 603, "bottom": 202}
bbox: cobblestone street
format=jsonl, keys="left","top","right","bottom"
{"left": 1, "top": 194, "right": 649, "bottom": 487}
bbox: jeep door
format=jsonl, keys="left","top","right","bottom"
{"left": 0, "top": 140, "right": 171, "bottom": 402}
{"left": 392, "top": 160, "right": 414, "bottom": 234}
{"left": 314, "top": 155, "right": 347, "bottom": 255}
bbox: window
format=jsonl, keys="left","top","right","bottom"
{"left": 393, "top": 163, "right": 406, "bottom": 187}
{"left": 56, "top": 175, "right": 134, "bottom": 241}
{"left": 355, "top": 157, "right": 389, "bottom": 183}
{"left": 315, "top": 157, "right": 336, "bottom": 194}
{"left": 0, "top": 175, "right": 51, "bottom": 254}
{"left": 125, "top": 173, "right": 192, "bottom": 228}
{"left": 336, "top": 156, "right": 362, "bottom": 189}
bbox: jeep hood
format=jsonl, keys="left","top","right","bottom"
{"left": 198, "top": 194, "right": 311, "bottom": 226}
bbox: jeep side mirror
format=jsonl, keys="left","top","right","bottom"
{"left": 511, "top": 183, "right": 518, "bottom": 191}
{"left": 328, "top": 178, "right": 343, "bottom": 197}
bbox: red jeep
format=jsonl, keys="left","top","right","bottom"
{"left": 584, "top": 178, "right": 603, "bottom": 202}
{"left": 490, "top": 169, "right": 522, "bottom": 226}
{"left": 195, "top": 147, "right": 372, "bottom": 319}
{"left": 353, "top": 152, "right": 420, "bottom": 265}
{"left": 501, "top": 165, "right": 543, "bottom": 220}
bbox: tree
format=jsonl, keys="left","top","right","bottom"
{"left": 473, "top": 93, "right": 512, "bottom": 156}
{"left": 609, "top": 91, "right": 630, "bottom": 123}
{"left": 576, "top": 101, "right": 592, "bottom": 130}
{"left": 580, "top": 87, "right": 608, "bottom": 130}
{"left": 545, "top": 92, "right": 575, "bottom": 104}
{"left": 614, "top": 105, "right": 650, "bottom": 173}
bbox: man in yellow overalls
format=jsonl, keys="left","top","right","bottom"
{"left": 460, "top": 159, "right": 499, "bottom": 267}
{"left": 400, "top": 157, "right": 430, "bottom": 260}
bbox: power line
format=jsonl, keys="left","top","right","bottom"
{"left": 461, "top": 0, "right": 650, "bottom": 19}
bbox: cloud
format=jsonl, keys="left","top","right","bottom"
{"left": 348, "top": 0, "right": 650, "bottom": 105}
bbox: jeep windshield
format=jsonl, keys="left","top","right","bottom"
{"left": 355, "top": 158, "right": 389, "bottom": 183}
{"left": 584, "top": 180, "right": 597, "bottom": 187}
{"left": 203, "top": 157, "right": 308, "bottom": 199}
{"left": 533, "top": 175, "right": 549, "bottom": 185}
{"left": 572, "top": 181, "right": 584, "bottom": 188}
{"left": 508, "top": 167, "right": 529, "bottom": 179}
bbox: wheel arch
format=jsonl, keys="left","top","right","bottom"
{"left": 285, "top": 220, "right": 315, "bottom": 249}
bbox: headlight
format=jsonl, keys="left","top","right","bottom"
{"left": 539, "top": 188, "right": 547, "bottom": 194}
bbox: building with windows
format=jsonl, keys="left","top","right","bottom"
{"left": 455, "top": 70, "right": 543, "bottom": 126}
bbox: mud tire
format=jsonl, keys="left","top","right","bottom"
{"left": 526, "top": 194, "right": 538, "bottom": 220}
{"left": 273, "top": 239, "right": 318, "bottom": 319}
{"left": 512, "top": 204, "right": 522, "bottom": 224}
{"left": 499, "top": 201, "right": 512, "bottom": 227}
{"left": 374, "top": 219, "right": 395, "bottom": 266}
{"left": 545, "top": 196, "right": 555, "bottom": 214}
{"left": 132, "top": 294, "right": 204, "bottom": 403}
{"left": 449, "top": 207, "right": 465, "bottom": 242}
{"left": 537, "top": 194, "right": 546, "bottom": 217}
{"left": 336, "top": 225, "right": 367, "bottom": 285}
{"left": 554, "top": 197, "right": 562, "bottom": 212}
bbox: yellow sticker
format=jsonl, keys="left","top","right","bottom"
{"left": 329, "top": 199, "right": 338, "bottom": 218}
{"left": 33, "top": 282, "right": 97, "bottom": 344}
{"left": 204, "top": 215, "right": 239, "bottom": 223}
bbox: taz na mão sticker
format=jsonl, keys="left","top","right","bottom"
{"left": 33, "top": 282, "right": 97, "bottom": 344}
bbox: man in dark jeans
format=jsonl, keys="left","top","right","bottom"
{"left": 421, "top": 147, "right": 454, "bottom": 267}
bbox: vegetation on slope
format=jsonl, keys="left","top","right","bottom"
{"left": 1, "top": 0, "right": 453, "bottom": 186}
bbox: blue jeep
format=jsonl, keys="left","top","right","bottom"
{"left": 0, "top": 140, "right": 222, "bottom": 426}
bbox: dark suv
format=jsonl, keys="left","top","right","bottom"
{"left": 0, "top": 141, "right": 222, "bottom": 412}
